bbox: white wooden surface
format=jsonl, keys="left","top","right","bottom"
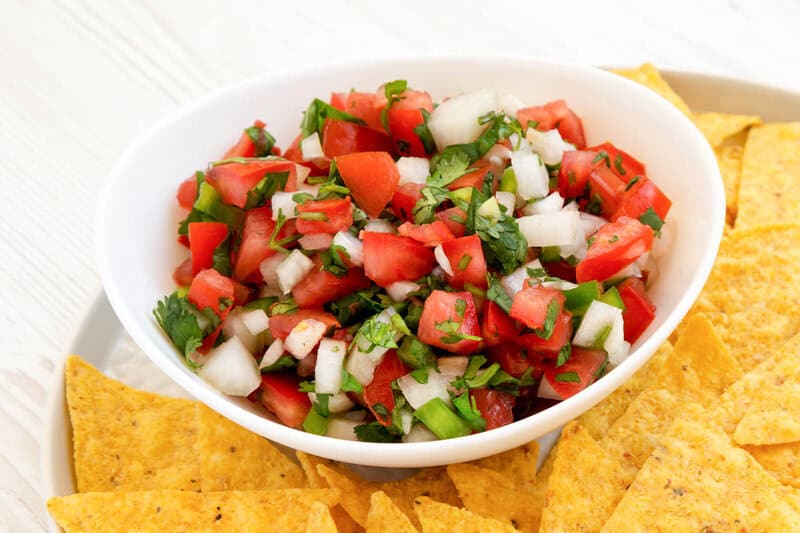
{"left": 1, "top": 0, "right": 800, "bottom": 530}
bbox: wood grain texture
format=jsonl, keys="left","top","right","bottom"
{"left": 1, "top": 1, "right": 799, "bottom": 531}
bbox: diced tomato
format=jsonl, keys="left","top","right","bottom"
{"left": 177, "top": 176, "right": 198, "bottom": 209}
{"left": 387, "top": 90, "right": 434, "bottom": 157}
{"left": 330, "top": 92, "right": 347, "bottom": 111}
{"left": 447, "top": 160, "right": 491, "bottom": 191}
{"left": 611, "top": 177, "right": 672, "bottom": 222}
{"left": 588, "top": 142, "right": 645, "bottom": 182}
{"left": 335, "top": 152, "right": 400, "bottom": 218}
{"left": 296, "top": 197, "right": 354, "bottom": 234}
{"left": 617, "top": 277, "right": 656, "bottom": 343}
{"left": 222, "top": 120, "right": 266, "bottom": 159}
{"left": 481, "top": 301, "right": 522, "bottom": 346}
{"left": 173, "top": 257, "right": 194, "bottom": 287}
{"left": 487, "top": 343, "right": 544, "bottom": 379}
{"left": 188, "top": 222, "right": 229, "bottom": 276}
{"left": 345, "top": 91, "right": 385, "bottom": 131}
{"left": 232, "top": 280, "right": 251, "bottom": 306}
{"left": 441, "top": 235, "right": 488, "bottom": 289}
{"left": 576, "top": 216, "right": 654, "bottom": 282}
{"left": 417, "top": 290, "right": 481, "bottom": 354}
{"left": 283, "top": 134, "right": 328, "bottom": 180}
{"left": 292, "top": 260, "right": 371, "bottom": 307}
{"left": 268, "top": 309, "right": 340, "bottom": 341}
{"left": 436, "top": 207, "right": 467, "bottom": 237}
{"left": 509, "top": 286, "right": 566, "bottom": 330}
{"left": 321, "top": 119, "right": 396, "bottom": 158}
{"left": 557, "top": 150, "right": 600, "bottom": 198}
{"left": 363, "top": 350, "right": 409, "bottom": 426}
{"left": 397, "top": 221, "right": 455, "bottom": 247}
{"left": 177, "top": 234, "right": 190, "bottom": 248}
{"left": 543, "top": 347, "right": 607, "bottom": 400}
{"left": 260, "top": 373, "right": 311, "bottom": 429}
{"left": 517, "top": 312, "right": 572, "bottom": 354}
{"left": 541, "top": 260, "right": 577, "bottom": 284}
{"left": 516, "top": 100, "right": 586, "bottom": 149}
{"left": 470, "top": 388, "right": 516, "bottom": 430}
{"left": 233, "top": 207, "right": 275, "bottom": 281}
{"left": 187, "top": 269, "right": 235, "bottom": 320}
{"left": 206, "top": 159, "right": 297, "bottom": 209}
{"left": 361, "top": 232, "right": 436, "bottom": 287}
{"left": 391, "top": 183, "right": 424, "bottom": 223}
{"left": 587, "top": 165, "right": 626, "bottom": 218}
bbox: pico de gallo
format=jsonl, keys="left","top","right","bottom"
{"left": 154, "top": 81, "right": 670, "bottom": 443}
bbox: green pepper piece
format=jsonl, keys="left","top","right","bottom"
{"left": 562, "top": 281, "right": 601, "bottom": 316}
{"left": 414, "top": 398, "right": 471, "bottom": 440}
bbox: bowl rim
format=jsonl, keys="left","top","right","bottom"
{"left": 96, "top": 53, "right": 725, "bottom": 467}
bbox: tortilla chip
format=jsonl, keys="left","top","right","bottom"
{"left": 317, "top": 463, "right": 459, "bottom": 529}
{"left": 47, "top": 488, "right": 340, "bottom": 532}
{"left": 446, "top": 464, "right": 539, "bottom": 532}
{"left": 466, "top": 441, "right": 539, "bottom": 489}
{"left": 734, "top": 386, "right": 800, "bottom": 446}
{"left": 612, "top": 63, "right": 691, "bottom": 116}
{"left": 65, "top": 355, "right": 200, "bottom": 492}
{"left": 366, "top": 491, "right": 417, "bottom": 533}
{"left": 602, "top": 410, "right": 800, "bottom": 531}
{"left": 577, "top": 340, "right": 673, "bottom": 440}
{"left": 414, "top": 496, "right": 516, "bottom": 533}
{"left": 540, "top": 422, "right": 628, "bottom": 533}
{"left": 295, "top": 452, "right": 363, "bottom": 533}
{"left": 197, "top": 405, "right": 305, "bottom": 491}
{"left": 680, "top": 224, "right": 800, "bottom": 370}
{"left": 736, "top": 123, "right": 800, "bottom": 229}
{"left": 306, "top": 500, "right": 338, "bottom": 533}
{"left": 526, "top": 442, "right": 557, "bottom": 533}
{"left": 692, "top": 112, "right": 761, "bottom": 148}
{"left": 716, "top": 143, "right": 745, "bottom": 225}
{"left": 744, "top": 443, "right": 800, "bottom": 488}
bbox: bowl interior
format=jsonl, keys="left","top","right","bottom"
{"left": 98, "top": 56, "right": 724, "bottom": 467}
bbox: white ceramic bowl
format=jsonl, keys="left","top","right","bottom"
{"left": 98, "top": 55, "right": 724, "bottom": 467}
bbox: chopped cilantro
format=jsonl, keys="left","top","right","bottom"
{"left": 532, "top": 299, "right": 561, "bottom": 340}
{"left": 457, "top": 254, "right": 472, "bottom": 271}
{"left": 244, "top": 123, "right": 277, "bottom": 156}
{"left": 434, "top": 319, "right": 482, "bottom": 345}
{"left": 412, "top": 185, "right": 449, "bottom": 224}
{"left": 486, "top": 274, "right": 513, "bottom": 313}
{"left": 354, "top": 421, "right": 401, "bottom": 443}
{"left": 319, "top": 244, "right": 349, "bottom": 278}
{"left": 413, "top": 109, "right": 437, "bottom": 155}
{"left": 211, "top": 234, "right": 231, "bottom": 276}
{"left": 452, "top": 393, "right": 487, "bottom": 432}
{"left": 245, "top": 171, "right": 289, "bottom": 209}
{"left": 358, "top": 313, "right": 402, "bottom": 353}
{"left": 300, "top": 98, "right": 365, "bottom": 138}
{"left": 410, "top": 368, "right": 430, "bottom": 384}
{"left": 592, "top": 150, "right": 611, "bottom": 168}
{"left": 244, "top": 297, "right": 279, "bottom": 311}
{"left": 625, "top": 175, "right": 642, "bottom": 191}
{"left": 397, "top": 335, "right": 437, "bottom": 370}
{"left": 269, "top": 211, "right": 301, "bottom": 253}
{"left": 613, "top": 153, "right": 626, "bottom": 175}
{"left": 302, "top": 407, "right": 329, "bottom": 436}
{"left": 371, "top": 402, "right": 389, "bottom": 419}
{"left": 260, "top": 355, "right": 296, "bottom": 373}
{"left": 341, "top": 369, "right": 364, "bottom": 394}
{"left": 639, "top": 207, "right": 665, "bottom": 236}
{"left": 268, "top": 297, "right": 298, "bottom": 317}
{"left": 380, "top": 79, "right": 408, "bottom": 131}
{"left": 313, "top": 393, "right": 331, "bottom": 417}
{"left": 556, "top": 342, "right": 572, "bottom": 367}
{"left": 555, "top": 372, "right": 580, "bottom": 383}
{"left": 153, "top": 292, "right": 218, "bottom": 364}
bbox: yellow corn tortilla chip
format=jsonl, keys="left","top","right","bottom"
{"left": 446, "top": 464, "right": 539, "bottom": 532}
{"left": 692, "top": 112, "right": 761, "bottom": 148}
{"left": 736, "top": 123, "right": 800, "bottom": 229}
{"left": 525, "top": 442, "right": 557, "bottom": 533}
{"left": 414, "top": 496, "right": 516, "bottom": 533}
{"left": 716, "top": 143, "right": 745, "bottom": 225}
{"left": 47, "top": 488, "right": 340, "bottom": 533}
{"left": 466, "top": 441, "right": 539, "bottom": 489}
{"left": 197, "top": 405, "right": 305, "bottom": 491}
{"left": 744, "top": 443, "right": 800, "bottom": 488}
{"left": 734, "top": 386, "right": 800, "bottom": 446}
{"left": 295, "top": 452, "right": 363, "bottom": 533}
{"left": 540, "top": 422, "right": 628, "bottom": 533}
{"left": 612, "top": 63, "right": 691, "bottom": 116}
{"left": 306, "top": 500, "right": 338, "bottom": 533}
{"left": 366, "top": 491, "right": 417, "bottom": 533}
{"left": 317, "top": 463, "right": 459, "bottom": 529}
{"left": 680, "top": 224, "right": 800, "bottom": 370}
{"left": 577, "top": 340, "right": 673, "bottom": 440}
{"left": 601, "top": 410, "right": 800, "bottom": 531}
{"left": 65, "top": 355, "right": 200, "bottom": 492}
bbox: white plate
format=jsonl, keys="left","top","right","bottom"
{"left": 43, "top": 70, "right": 800, "bottom": 532}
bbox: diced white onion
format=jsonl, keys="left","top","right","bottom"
{"left": 607, "top": 261, "right": 642, "bottom": 283}
{"left": 521, "top": 191, "right": 565, "bottom": 216}
{"left": 512, "top": 151, "right": 549, "bottom": 201}
{"left": 342, "top": 409, "right": 367, "bottom": 422}
{"left": 295, "top": 164, "right": 311, "bottom": 185}
{"left": 259, "top": 253, "right": 287, "bottom": 290}
{"left": 310, "top": 392, "right": 354, "bottom": 414}
{"left": 346, "top": 308, "right": 403, "bottom": 385}
{"left": 573, "top": 300, "right": 629, "bottom": 364}
{"left": 541, "top": 279, "right": 578, "bottom": 290}
{"left": 396, "top": 157, "right": 430, "bottom": 185}
{"left": 271, "top": 192, "right": 298, "bottom": 220}
{"left": 198, "top": 337, "right": 261, "bottom": 396}
{"left": 403, "top": 424, "right": 439, "bottom": 443}
{"left": 527, "top": 128, "right": 574, "bottom": 166}
{"left": 300, "top": 132, "right": 325, "bottom": 161}
{"left": 501, "top": 259, "right": 543, "bottom": 297}
{"left": 363, "top": 219, "right": 395, "bottom": 234}
{"left": 315, "top": 338, "right": 347, "bottom": 394}
{"left": 485, "top": 144, "right": 513, "bottom": 167}
{"left": 386, "top": 281, "right": 421, "bottom": 302}
{"left": 427, "top": 88, "right": 497, "bottom": 148}
{"left": 495, "top": 191, "right": 516, "bottom": 215}
{"left": 517, "top": 210, "right": 580, "bottom": 247}
{"left": 333, "top": 231, "right": 363, "bottom": 266}
{"left": 477, "top": 197, "right": 501, "bottom": 222}
{"left": 259, "top": 339, "right": 284, "bottom": 370}
{"left": 431, "top": 266, "right": 445, "bottom": 279}
{"left": 397, "top": 371, "right": 452, "bottom": 410}
{"left": 580, "top": 212, "right": 608, "bottom": 235}
{"left": 298, "top": 233, "right": 333, "bottom": 250}
{"left": 284, "top": 319, "right": 327, "bottom": 359}
{"left": 537, "top": 375, "right": 563, "bottom": 400}
{"left": 276, "top": 249, "right": 313, "bottom": 294}
{"left": 563, "top": 200, "right": 580, "bottom": 211}
{"left": 437, "top": 356, "right": 470, "bottom": 378}
{"left": 326, "top": 418, "right": 361, "bottom": 441}
{"left": 497, "top": 92, "right": 525, "bottom": 115}
{"left": 222, "top": 309, "right": 259, "bottom": 354}
{"left": 240, "top": 308, "right": 270, "bottom": 336}
{"left": 434, "top": 244, "right": 454, "bottom": 276}
{"left": 399, "top": 408, "right": 414, "bottom": 434}
{"left": 296, "top": 182, "right": 321, "bottom": 195}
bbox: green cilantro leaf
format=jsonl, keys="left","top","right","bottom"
{"left": 244, "top": 123, "right": 277, "bottom": 157}
{"left": 300, "top": 98, "right": 365, "bottom": 139}
{"left": 354, "top": 421, "right": 401, "bottom": 443}
{"left": 592, "top": 150, "right": 611, "bottom": 168}
{"left": 555, "top": 372, "right": 580, "bottom": 383}
{"left": 260, "top": 355, "right": 297, "bottom": 373}
{"left": 452, "top": 393, "right": 487, "bottom": 432}
{"left": 153, "top": 292, "right": 218, "bottom": 365}
{"left": 639, "top": 207, "right": 665, "bottom": 236}
{"left": 613, "top": 153, "right": 627, "bottom": 175}
{"left": 486, "top": 274, "right": 513, "bottom": 313}
{"left": 413, "top": 109, "right": 437, "bottom": 155}
{"left": 380, "top": 79, "right": 408, "bottom": 131}
{"left": 320, "top": 244, "right": 349, "bottom": 277}
{"left": 556, "top": 342, "right": 572, "bottom": 367}
{"left": 341, "top": 369, "right": 364, "bottom": 394}
{"left": 532, "top": 299, "right": 561, "bottom": 340}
